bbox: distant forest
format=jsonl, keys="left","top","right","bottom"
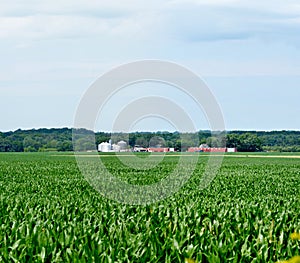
{"left": 0, "top": 128, "right": 300, "bottom": 152}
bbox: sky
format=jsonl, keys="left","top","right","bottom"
{"left": 0, "top": 0, "right": 300, "bottom": 132}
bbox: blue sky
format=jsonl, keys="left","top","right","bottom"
{"left": 0, "top": 0, "right": 299, "bottom": 132}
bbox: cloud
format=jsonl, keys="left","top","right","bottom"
{"left": 0, "top": 0, "right": 132, "bottom": 17}
{"left": 167, "top": 0, "right": 300, "bottom": 15}
{"left": 0, "top": 0, "right": 299, "bottom": 80}
{"left": 1, "top": 0, "right": 299, "bottom": 44}
{"left": 0, "top": 14, "right": 156, "bottom": 41}
{"left": 0, "top": 1, "right": 167, "bottom": 42}
{"left": 161, "top": 1, "right": 300, "bottom": 43}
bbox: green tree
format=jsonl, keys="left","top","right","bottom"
{"left": 238, "top": 133, "right": 262, "bottom": 152}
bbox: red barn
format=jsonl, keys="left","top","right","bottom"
{"left": 147, "top": 148, "right": 169, "bottom": 152}
{"left": 187, "top": 147, "right": 235, "bottom": 153}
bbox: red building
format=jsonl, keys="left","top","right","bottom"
{"left": 147, "top": 147, "right": 169, "bottom": 152}
{"left": 187, "top": 147, "right": 236, "bottom": 153}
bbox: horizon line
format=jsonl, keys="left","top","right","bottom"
{"left": 1, "top": 127, "right": 300, "bottom": 133}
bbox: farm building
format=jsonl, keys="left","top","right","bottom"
{"left": 227, "top": 148, "right": 237, "bottom": 153}
{"left": 98, "top": 140, "right": 129, "bottom": 152}
{"left": 187, "top": 147, "right": 237, "bottom": 153}
{"left": 117, "top": 140, "right": 128, "bottom": 151}
{"left": 133, "top": 146, "right": 175, "bottom": 152}
{"left": 98, "top": 142, "right": 112, "bottom": 152}
{"left": 147, "top": 147, "right": 170, "bottom": 153}
{"left": 133, "top": 145, "right": 148, "bottom": 152}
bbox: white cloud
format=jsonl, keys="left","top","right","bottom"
{"left": 168, "top": 0, "right": 239, "bottom": 7}
{"left": 0, "top": 0, "right": 163, "bottom": 17}
{"left": 0, "top": 15, "right": 131, "bottom": 39}
{"left": 1, "top": 0, "right": 299, "bottom": 44}
{"left": 0, "top": 0, "right": 300, "bottom": 82}
{"left": 161, "top": 0, "right": 300, "bottom": 44}
{"left": 167, "top": 0, "right": 300, "bottom": 15}
{"left": 0, "top": 2, "right": 166, "bottom": 42}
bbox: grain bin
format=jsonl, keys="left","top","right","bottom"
{"left": 98, "top": 142, "right": 111, "bottom": 152}
{"left": 117, "top": 140, "right": 127, "bottom": 151}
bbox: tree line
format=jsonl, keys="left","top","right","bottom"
{"left": 0, "top": 128, "right": 299, "bottom": 152}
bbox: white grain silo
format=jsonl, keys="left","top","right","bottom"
{"left": 117, "top": 140, "right": 127, "bottom": 151}
{"left": 98, "top": 142, "right": 111, "bottom": 152}
{"left": 112, "top": 144, "right": 121, "bottom": 152}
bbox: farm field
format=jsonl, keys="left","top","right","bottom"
{"left": 0, "top": 152, "right": 299, "bottom": 262}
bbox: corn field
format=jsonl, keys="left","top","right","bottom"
{"left": 0, "top": 153, "right": 299, "bottom": 262}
